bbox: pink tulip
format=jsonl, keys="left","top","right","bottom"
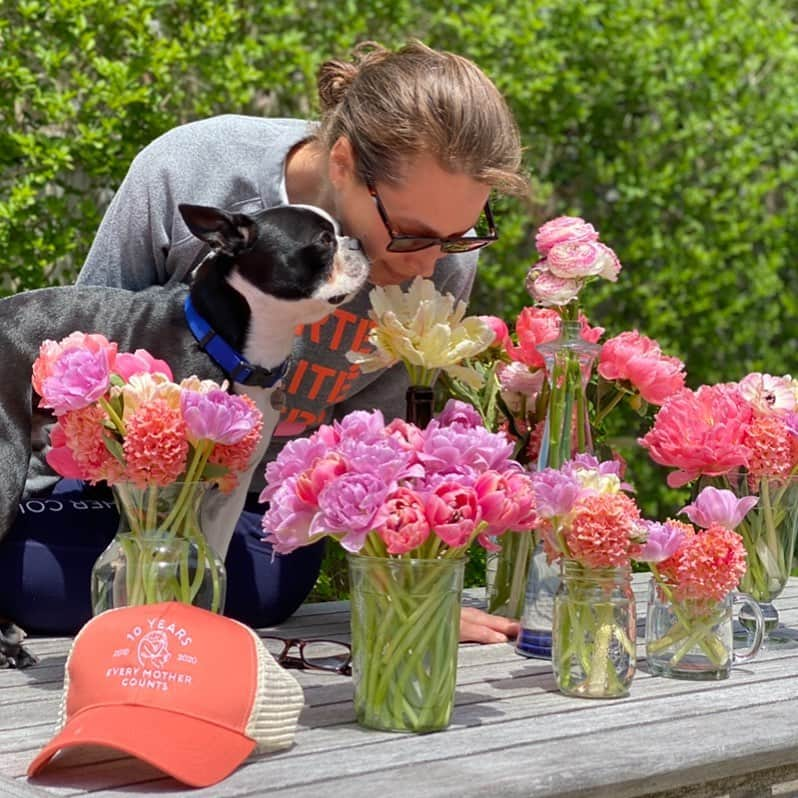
{"left": 40, "top": 347, "right": 112, "bottom": 415}
{"left": 425, "top": 482, "right": 481, "bottom": 548}
{"left": 115, "top": 349, "right": 173, "bottom": 381}
{"left": 681, "top": 486, "right": 758, "bottom": 530}
{"left": 32, "top": 332, "right": 117, "bottom": 396}
{"left": 637, "top": 520, "right": 687, "bottom": 563}
{"left": 375, "top": 488, "right": 430, "bottom": 555}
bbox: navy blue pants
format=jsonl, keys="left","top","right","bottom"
{"left": 0, "top": 481, "right": 325, "bottom": 635}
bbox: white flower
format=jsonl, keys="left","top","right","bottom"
{"left": 738, "top": 372, "right": 797, "bottom": 415}
{"left": 346, "top": 277, "right": 494, "bottom": 387}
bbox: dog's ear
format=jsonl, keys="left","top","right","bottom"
{"left": 178, "top": 204, "right": 258, "bottom": 255}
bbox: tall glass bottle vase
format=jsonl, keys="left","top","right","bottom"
{"left": 91, "top": 481, "right": 227, "bottom": 614}
{"left": 517, "top": 319, "right": 600, "bottom": 658}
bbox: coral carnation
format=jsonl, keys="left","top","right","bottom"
{"left": 123, "top": 398, "right": 189, "bottom": 487}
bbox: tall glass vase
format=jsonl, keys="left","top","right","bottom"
{"left": 348, "top": 554, "right": 464, "bottom": 733}
{"left": 91, "top": 481, "right": 227, "bottom": 614}
{"left": 517, "top": 319, "right": 600, "bottom": 658}
{"left": 716, "top": 473, "right": 798, "bottom": 641}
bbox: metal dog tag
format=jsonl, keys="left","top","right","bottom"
{"left": 270, "top": 386, "right": 287, "bottom": 413}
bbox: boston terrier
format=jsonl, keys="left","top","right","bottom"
{"left": 0, "top": 203, "right": 370, "bottom": 667}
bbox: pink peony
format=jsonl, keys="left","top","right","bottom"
{"left": 181, "top": 388, "right": 262, "bottom": 445}
{"left": 375, "top": 488, "right": 430, "bottom": 555}
{"left": 535, "top": 216, "right": 599, "bottom": 255}
{"left": 295, "top": 453, "right": 348, "bottom": 505}
{"left": 115, "top": 349, "right": 173, "bottom": 381}
{"left": 39, "top": 347, "right": 113, "bottom": 415}
{"left": 206, "top": 394, "right": 264, "bottom": 492}
{"left": 598, "top": 330, "right": 686, "bottom": 405}
{"left": 639, "top": 384, "right": 754, "bottom": 487}
{"left": 32, "top": 332, "right": 117, "bottom": 396}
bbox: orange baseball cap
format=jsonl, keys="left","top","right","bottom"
{"left": 28, "top": 602, "right": 304, "bottom": 787}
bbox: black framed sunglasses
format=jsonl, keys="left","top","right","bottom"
{"left": 367, "top": 179, "right": 498, "bottom": 254}
{"left": 261, "top": 635, "right": 352, "bottom": 676}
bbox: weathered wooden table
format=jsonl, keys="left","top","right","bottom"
{"left": 3, "top": 577, "right": 798, "bottom": 798}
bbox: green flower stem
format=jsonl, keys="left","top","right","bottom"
{"left": 487, "top": 532, "right": 534, "bottom": 618}
{"left": 649, "top": 571, "right": 725, "bottom": 664}
{"left": 99, "top": 396, "right": 126, "bottom": 436}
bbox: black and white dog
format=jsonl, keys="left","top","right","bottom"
{"left": 0, "top": 203, "right": 370, "bottom": 667}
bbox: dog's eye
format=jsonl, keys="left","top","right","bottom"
{"left": 316, "top": 230, "right": 336, "bottom": 249}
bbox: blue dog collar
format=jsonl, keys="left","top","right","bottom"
{"left": 184, "top": 296, "right": 289, "bottom": 389}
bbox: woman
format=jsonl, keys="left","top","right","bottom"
{"left": 1, "top": 41, "right": 528, "bottom": 641}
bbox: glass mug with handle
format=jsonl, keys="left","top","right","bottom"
{"left": 645, "top": 579, "right": 765, "bottom": 681}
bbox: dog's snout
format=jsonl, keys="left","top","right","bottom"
{"left": 327, "top": 294, "right": 349, "bottom": 306}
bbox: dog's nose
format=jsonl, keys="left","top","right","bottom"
{"left": 327, "top": 294, "right": 349, "bottom": 305}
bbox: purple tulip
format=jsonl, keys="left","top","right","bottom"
{"left": 680, "top": 486, "right": 758, "bottom": 530}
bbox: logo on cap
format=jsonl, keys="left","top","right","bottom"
{"left": 137, "top": 630, "right": 171, "bottom": 669}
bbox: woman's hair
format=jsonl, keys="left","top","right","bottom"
{"left": 316, "top": 41, "right": 528, "bottom": 196}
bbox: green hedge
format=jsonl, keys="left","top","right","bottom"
{"left": 3, "top": 0, "right": 797, "bottom": 591}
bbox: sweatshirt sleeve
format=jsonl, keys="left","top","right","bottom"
{"left": 78, "top": 142, "right": 175, "bottom": 289}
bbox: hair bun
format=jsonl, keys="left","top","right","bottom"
{"left": 317, "top": 59, "right": 359, "bottom": 112}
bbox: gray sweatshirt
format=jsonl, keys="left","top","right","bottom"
{"left": 78, "top": 115, "right": 478, "bottom": 488}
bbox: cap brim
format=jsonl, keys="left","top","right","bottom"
{"left": 28, "top": 704, "right": 256, "bottom": 788}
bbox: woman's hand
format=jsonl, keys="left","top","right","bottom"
{"left": 459, "top": 606, "right": 520, "bottom": 644}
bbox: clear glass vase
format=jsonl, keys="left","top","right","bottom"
{"left": 486, "top": 531, "right": 535, "bottom": 619}
{"left": 347, "top": 554, "right": 464, "bottom": 733}
{"left": 552, "top": 560, "right": 636, "bottom": 698}
{"left": 708, "top": 473, "right": 798, "bottom": 640}
{"left": 645, "top": 578, "right": 765, "bottom": 680}
{"left": 90, "top": 482, "right": 227, "bottom": 614}
{"left": 517, "top": 319, "right": 600, "bottom": 658}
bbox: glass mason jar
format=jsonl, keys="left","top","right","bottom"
{"left": 645, "top": 578, "right": 765, "bottom": 680}
{"left": 347, "top": 554, "right": 465, "bottom": 733}
{"left": 551, "top": 560, "right": 636, "bottom": 699}
{"left": 517, "top": 320, "right": 600, "bottom": 659}
{"left": 91, "top": 482, "right": 227, "bottom": 614}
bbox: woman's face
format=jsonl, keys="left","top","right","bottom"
{"left": 329, "top": 140, "right": 491, "bottom": 286}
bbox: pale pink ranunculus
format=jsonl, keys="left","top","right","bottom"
{"left": 639, "top": 384, "right": 754, "bottom": 487}
{"left": 40, "top": 347, "right": 113, "bottom": 415}
{"left": 375, "top": 487, "right": 430, "bottom": 555}
{"left": 535, "top": 216, "right": 599, "bottom": 256}
{"left": 680, "top": 486, "right": 758, "bottom": 530}
{"left": 497, "top": 361, "right": 546, "bottom": 398}
{"left": 598, "top": 330, "right": 686, "bottom": 405}
{"left": 32, "top": 332, "right": 117, "bottom": 396}
{"left": 547, "top": 241, "right": 606, "bottom": 280}
{"left": 525, "top": 267, "right": 582, "bottom": 307}
{"left": 425, "top": 481, "right": 481, "bottom": 549}
{"left": 594, "top": 242, "right": 622, "bottom": 281}
{"left": 738, "top": 372, "right": 797, "bottom": 415}
{"left": 478, "top": 315, "right": 511, "bottom": 348}
{"left": 507, "top": 306, "right": 561, "bottom": 368}
{"left": 115, "top": 349, "right": 173, "bottom": 381}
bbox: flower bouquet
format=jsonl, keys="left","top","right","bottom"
{"left": 532, "top": 455, "right": 644, "bottom": 698}
{"left": 643, "top": 487, "right": 764, "bottom": 679}
{"left": 260, "top": 399, "right": 536, "bottom": 732}
{"left": 454, "top": 216, "right": 685, "bottom": 644}
{"left": 32, "top": 332, "right": 263, "bottom": 613}
{"left": 640, "top": 371, "right": 798, "bottom": 634}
